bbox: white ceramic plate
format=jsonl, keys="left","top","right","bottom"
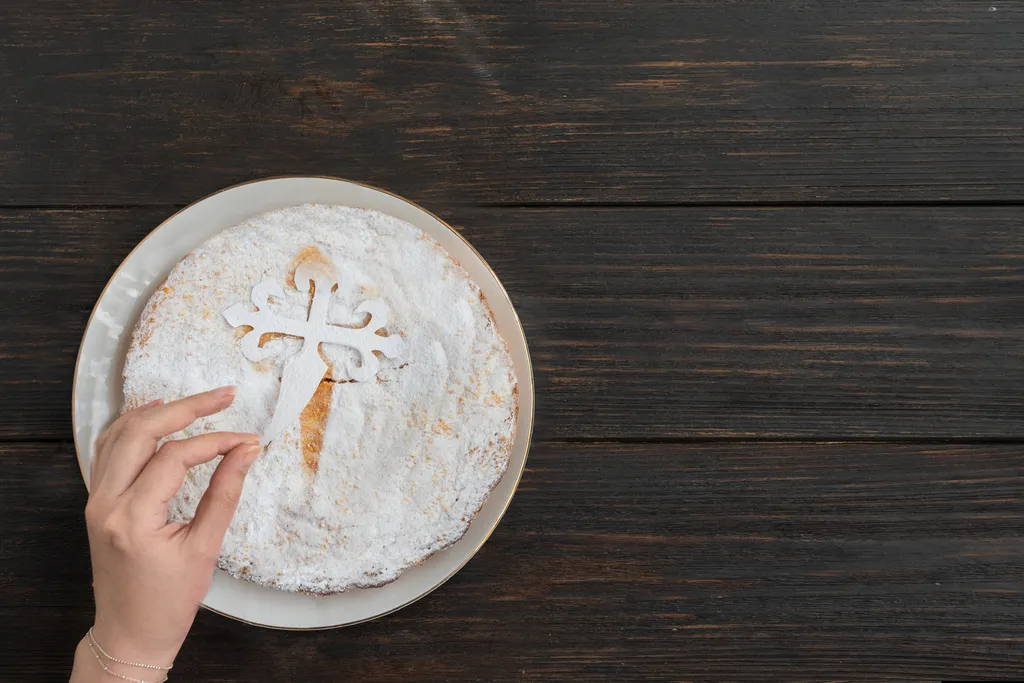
{"left": 72, "top": 177, "right": 534, "bottom": 629}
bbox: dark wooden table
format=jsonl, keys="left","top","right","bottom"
{"left": 2, "top": 1, "right": 1023, "bottom": 681}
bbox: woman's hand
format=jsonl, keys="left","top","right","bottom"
{"left": 71, "top": 387, "right": 261, "bottom": 682}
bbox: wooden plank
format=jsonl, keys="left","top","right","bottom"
{"left": 4, "top": 206, "right": 1024, "bottom": 439}
{"left": 3, "top": 441, "right": 1022, "bottom": 681}
{"left": 1, "top": 1, "right": 1022, "bottom": 206}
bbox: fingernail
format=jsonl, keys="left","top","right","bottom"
{"left": 239, "top": 444, "right": 262, "bottom": 473}
{"left": 212, "top": 386, "right": 236, "bottom": 401}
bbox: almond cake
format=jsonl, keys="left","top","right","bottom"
{"left": 121, "top": 203, "right": 518, "bottom": 594}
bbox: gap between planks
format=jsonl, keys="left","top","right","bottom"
{"left": 5, "top": 199, "right": 1024, "bottom": 211}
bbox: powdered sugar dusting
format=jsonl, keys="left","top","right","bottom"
{"left": 122, "top": 204, "right": 517, "bottom": 594}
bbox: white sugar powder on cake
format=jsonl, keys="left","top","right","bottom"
{"left": 122, "top": 204, "right": 518, "bottom": 594}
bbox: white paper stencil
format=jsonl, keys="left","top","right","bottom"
{"left": 223, "top": 259, "right": 402, "bottom": 444}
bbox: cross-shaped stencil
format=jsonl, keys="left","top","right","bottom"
{"left": 223, "top": 259, "right": 402, "bottom": 445}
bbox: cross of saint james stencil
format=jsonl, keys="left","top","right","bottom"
{"left": 223, "top": 259, "right": 402, "bottom": 444}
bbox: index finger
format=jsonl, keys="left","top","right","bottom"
{"left": 99, "top": 386, "right": 237, "bottom": 496}
{"left": 129, "top": 386, "right": 237, "bottom": 440}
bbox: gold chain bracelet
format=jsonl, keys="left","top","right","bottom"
{"left": 86, "top": 627, "right": 173, "bottom": 683}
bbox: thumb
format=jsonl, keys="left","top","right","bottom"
{"left": 187, "top": 442, "right": 261, "bottom": 558}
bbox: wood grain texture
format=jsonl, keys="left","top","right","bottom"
{"left": 3, "top": 441, "right": 1022, "bottom": 681}
{"left": 1, "top": 0, "right": 1022, "bottom": 205}
{"left": 4, "top": 206, "right": 1023, "bottom": 440}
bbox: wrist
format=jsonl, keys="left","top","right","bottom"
{"left": 72, "top": 637, "right": 104, "bottom": 683}
{"left": 90, "top": 619, "right": 181, "bottom": 671}
{"left": 73, "top": 636, "right": 168, "bottom": 683}
{"left": 74, "top": 623, "right": 178, "bottom": 683}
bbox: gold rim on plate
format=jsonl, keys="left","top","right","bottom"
{"left": 71, "top": 176, "right": 535, "bottom": 630}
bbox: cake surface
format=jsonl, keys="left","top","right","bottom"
{"left": 122, "top": 204, "right": 518, "bottom": 594}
